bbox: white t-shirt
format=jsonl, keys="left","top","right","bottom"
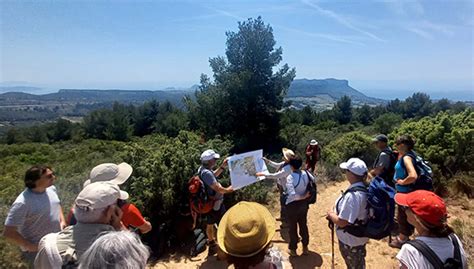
{"left": 334, "top": 182, "right": 369, "bottom": 247}
{"left": 396, "top": 235, "right": 468, "bottom": 269}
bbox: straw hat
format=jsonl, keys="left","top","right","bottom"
{"left": 282, "top": 148, "right": 295, "bottom": 161}
{"left": 217, "top": 201, "right": 276, "bottom": 258}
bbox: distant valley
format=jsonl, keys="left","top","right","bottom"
{"left": 0, "top": 78, "right": 466, "bottom": 132}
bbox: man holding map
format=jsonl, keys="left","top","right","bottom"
{"left": 198, "top": 149, "right": 234, "bottom": 256}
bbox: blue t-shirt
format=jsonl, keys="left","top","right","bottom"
{"left": 394, "top": 158, "right": 412, "bottom": 193}
{"left": 199, "top": 167, "right": 223, "bottom": 210}
{"left": 5, "top": 186, "right": 62, "bottom": 247}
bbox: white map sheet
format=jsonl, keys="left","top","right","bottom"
{"left": 228, "top": 149, "right": 268, "bottom": 190}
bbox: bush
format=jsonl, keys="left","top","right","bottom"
{"left": 324, "top": 131, "right": 377, "bottom": 168}
{"left": 390, "top": 110, "right": 474, "bottom": 178}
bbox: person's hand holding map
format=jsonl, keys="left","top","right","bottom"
{"left": 228, "top": 150, "right": 269, "bottom": 190}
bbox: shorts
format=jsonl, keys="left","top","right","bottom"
{"left": 204, "top": 204, "right": 225, "bottom": 225}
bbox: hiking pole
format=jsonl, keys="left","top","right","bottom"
{"left": 328, "top": 220, "right": 335, "bottom": 269}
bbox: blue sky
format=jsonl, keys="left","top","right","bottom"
{"left": 1, "top": 0, "right": 473, "bottom": 100}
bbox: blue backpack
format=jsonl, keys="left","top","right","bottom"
{"left": 337, "top": 176, "right": 396, "bottom": 240}
{"left": 400, "top": 151, "right": 434, "bottom": 191}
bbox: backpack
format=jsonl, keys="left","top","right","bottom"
{"left": 406, "top": 234, "right": 463, "bottom": 269}
{"left": 336, "top": 176, "right": 396, "bottom": 240}
{"left": 304, "top": 171, "right": 317, "bottom": 204}
{"left": 373, "top": 148, "right": 397, "bottom": 186}
{"left": 400, "top": 151, "right": 434, "bottom": 191}
{"left": 190, "top": 228, "right": 207, "bottom": 257}
{"left": 188, "top": 168, "right": 214, "bottom": 215}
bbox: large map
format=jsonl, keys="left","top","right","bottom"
{"left": 228, "top": 149, "right": 268, "bottom": 190}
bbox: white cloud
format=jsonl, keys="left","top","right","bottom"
{"left": 407, "top": 27, "right": 433, "bottom": 40}
{"left": 385, "top": 0, "right": 425, "bottom": 17}
{"left": 277, "top": 25, "right": 366, "bottom": 46}
{"left": 302, "top": 0, "right": 385, "bottom": 42}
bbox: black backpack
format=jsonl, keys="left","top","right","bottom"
{"left": 304, "top": 171, "right": 317, "bottom": 204}
{"left": 406, "top": 234, "right": 463, "bottom": 269}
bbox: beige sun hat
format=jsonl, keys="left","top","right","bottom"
{"left": 83, "top": 163, "right": 133, "bottom": 188}
{"left": 217, "top": 201, "right": 276, "bottom": 258}
{"left": 75, "top": 182, "right": 129, "bottom": 211}
{"left": 282, "top": 148, "right": 295, "bottom": 161}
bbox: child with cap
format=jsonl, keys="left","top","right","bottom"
{"left": 395, "top": 190, "right": 468, "bottom": 269}
{"left": 326, "top": 158, "right": 369, "bottom": 269}
{"left": 217, "top": 201, "right": 278, "bottom": 269}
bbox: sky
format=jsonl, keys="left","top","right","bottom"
{"left": 1, "top": 0, "right": 473, "bottom": 100}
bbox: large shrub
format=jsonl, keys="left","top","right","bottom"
{"left": 324, "top": 131, "right": 377, "bottom": 168}
{"left": 390, "top": 110, "right": 474, "bottom": 178}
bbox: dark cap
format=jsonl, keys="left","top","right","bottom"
{"left": 372, "top": 134, "right": 388, "bottom": 143}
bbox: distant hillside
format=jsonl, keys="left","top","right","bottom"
{"left": 0, "top": 80, "right": 384, "bottom": 109}
{"left": 288, "top": 78, "right": 383, "bottom": 103}
{"left": 0, "top": 88, "right": 196, "bottom": 107}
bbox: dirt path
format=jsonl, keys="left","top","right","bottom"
{"left": 151, "top": 180, "right": 472, "bottom": 269}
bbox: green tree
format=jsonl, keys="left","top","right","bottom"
{"left": 374, "top": 113, "right": 403, "bottom": 134}
{"left": 48, "top": 119, "right": 74, "bottom": 142}
{"left": 188, "top": 17, "right": 296, "bottom": 152}
{"left": 134, "top": 100, "right": 161, "bottom": 136}
{"left": 355, "top": 104, "right": 373, "bottom": 125}
{"left": 83, "top": 109, "right": 112, "bottom": 140}
{"left": 403, "top": 92, "right": 433, "bottom": 118}
{"left": 104, "top": 103, "right": 133, "bottom": 141}
{"left": 333, "top": 95, "right": 352, "bottom": 124}
{"left": 301, "top": 105, "right": 315, "bottom": 126}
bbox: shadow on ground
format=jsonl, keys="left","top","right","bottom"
{"left": 289, "top": 251, "right": 323, "bottom": 269}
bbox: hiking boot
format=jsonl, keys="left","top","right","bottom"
{"left": 302, "top": 246, "right": 309, "bottom": 255}
{"left": 288, "top": 249, "right": 297, "bottom": 257}
{"left": 208, "top": 241, "right": 217, "bottom": 256}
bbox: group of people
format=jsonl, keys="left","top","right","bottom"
{"left": 2, "top": 134, "right": 469, "bottom": 269}
{"left": 3, "top": 163, "right": 152, "bottom": 268}
{"left": 194, "top": 135, "right": 468, "bottom": 269}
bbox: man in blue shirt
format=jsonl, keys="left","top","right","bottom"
{"left": 198, "top": 149, "right": 233, "bottom": 256}
{"left": 3, "top": 165, "right": 66, "bottom": 267}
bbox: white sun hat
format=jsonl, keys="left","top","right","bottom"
{"left": 83, "top": 162, "right": 133, "bottom": 188}
{"left": 200, "top": 149, "right": 221, "bottom": 161}
{"left": 310, "top": 139, "right": 318, "bottom": 146}
{"left": 339, "top": 158, "right": 368, "bottom": 176}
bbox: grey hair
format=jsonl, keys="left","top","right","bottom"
{"left": 74, "top": 205, "right": 108, "bottom": 224}
{"left": 78, "top": 231, "right": 150, "bottom": 269}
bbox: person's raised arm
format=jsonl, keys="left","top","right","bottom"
{"left": 3, "top": 226, "right": 38, "bottom": 252}
{"left": 210, "top": 182, "right": 233, "bottom": 194}
{"left": 213, "top": 158, "right": 228, "bottom": 177}
{"left": 263, "top": 157, "right": 284, "bottom": 170}
{"left": 397, "top": 156, "right": 418, "bottom": 185}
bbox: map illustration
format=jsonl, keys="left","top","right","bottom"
{"left": 228, "top": 149, "right": 268, "bottom": 190}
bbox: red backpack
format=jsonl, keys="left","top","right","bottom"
{"left": 188, "top": 170, "right": 214, "bottom": 215}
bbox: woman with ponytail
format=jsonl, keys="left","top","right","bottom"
{"left": 395, "top": 190, "right": 468, "bottom": 269}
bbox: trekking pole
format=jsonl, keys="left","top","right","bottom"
{"left": 328, "top": 221, "right": 335, "bottom": 269}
